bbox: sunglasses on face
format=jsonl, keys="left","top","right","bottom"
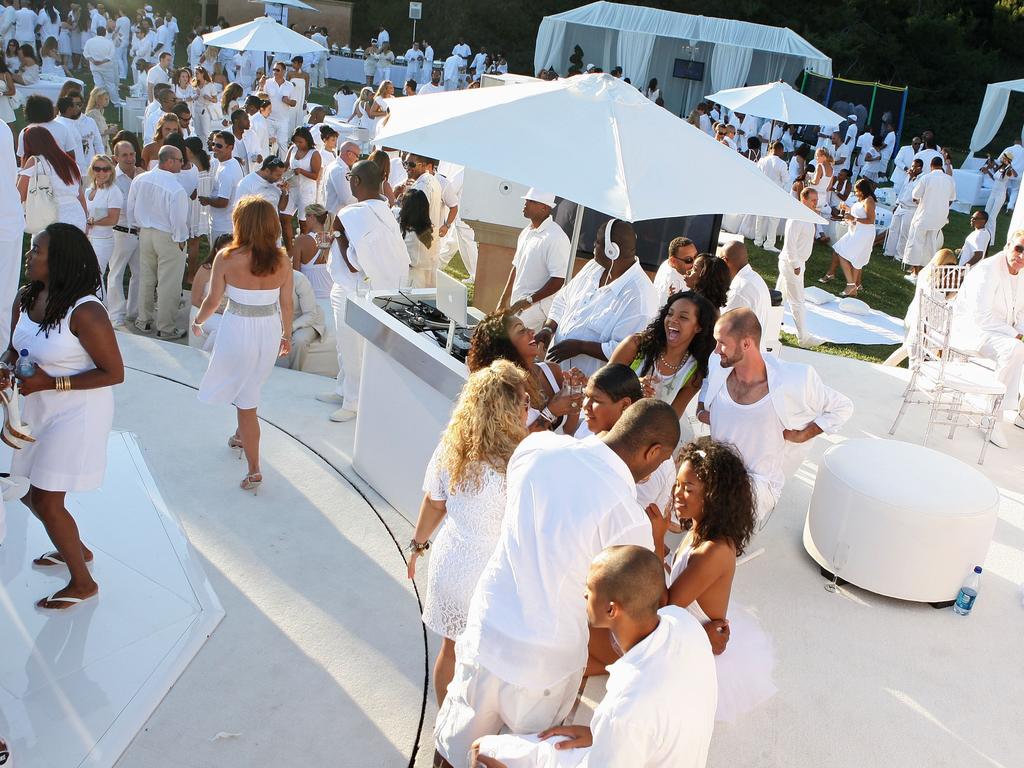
{"left": 1013, "top": 244, "right": 1024, "bottom": 254}
{"left": 404, "top": 160, "right": 419, "bottom": 169}
{"left": 92, "top": 166, "right": 112, "bottom": 172}
{"left": 212, "top": 143, "right": 225, "bottom": 149}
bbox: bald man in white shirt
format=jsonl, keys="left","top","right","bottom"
{"left": 434, "top": 401, "right": 681, "bottom": 768}
{"left": 721, "top": 241, "right": 771, "bottom": 334}
{"left": 777, "top": 188, "right": 823, "bottom": 347}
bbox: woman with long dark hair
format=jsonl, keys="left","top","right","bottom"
{"left": 0, "top": 54, "right": 16, "bottom": 122}
{"left": 193, "top": 196, "right": 294, "bottom": 494}
{"left": 281, "top": 126, "right": 321, "bottom": 248}
{"left": 830, "top": 177, "right": 877, "bottom": 297}
{"left": 398, "top": 188, "right": 434, "bottom": 288}
{"left": 17, "top": 125, "right": 87, "bottom": 231}
{"left": 185, "top": 135, "right": 213, "bottom": 280}
{"left": 684, "top": 252, "right": 731, "bottom": 309}
{"left": 4, "top": 223, "right": 124, "bottom": 609}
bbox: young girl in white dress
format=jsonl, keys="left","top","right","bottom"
{"left": 7, "top": 223, "right": 124, "bottom": 610}
{"left": 406, "top": 359, "right": 530, "bottom": 706}
{"left": 193, "top": 196, "right": 294, "bottom": 494}
{"left": 663, "top": 438, "right": 776, "bottom": 723}
{"left": 831, "top": 178, "right": 877, "bottom": 297}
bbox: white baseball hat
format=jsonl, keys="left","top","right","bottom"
{"left": 522, "top": 188, "right": 557, "bottom": 207}
{"left": 847, "top": 114, "right": 857, "bottom": 121}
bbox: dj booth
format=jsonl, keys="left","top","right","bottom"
{"left": 346, "top": 288, "right": 479, "bottom": 520}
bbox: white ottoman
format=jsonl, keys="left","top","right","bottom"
{"left": 803, "top": 438, "right": 998, "bottom": 604}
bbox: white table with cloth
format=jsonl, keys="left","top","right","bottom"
{"left": 17, "top": 75, "right": 85, "bottom": 104}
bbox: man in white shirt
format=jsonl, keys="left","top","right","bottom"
{"left": 496, "top": 189, "right": 570, "bottom": 330}
{"left": 903, "top": 156, "right": 957, "bottom": 273}
{"left": 998, "top": 138, "right": 1024, "bottom": 209}
{"left": 470, "top": 47, "right": 487, "bottom": 80}
{"left": 443, "top": 52, "right": 463, "bottom": 91}
{"left": 146, "top": 51, "right": 171, "bottom": 102}
{"left": 652, "top": 236, "right": 697, "bottom": 307}
{"left": 734, "top": 111, "right": 758, "bottom": 149}
{"left": 0, "top": 119, "right": 23, "bottom": 350}
{"left": 535, "top": 220, "right": 659, "bottom": 378}
{"left": 375, "top": 25, "right": 389, "bottom": 48}
{"left": 143, "top": 85, "right": 176, "bottom": 144}
{"left": 419, "top": 67, "right": 444, "bottom": 95}
{"left": 127, "top": 145, "right": 190, "bottom": 339}
{"left": 311, "top": 26, "right": 328, "bottom": 88}
{"left": 187, "top": 29, "right": 204, "bottom": 70}
{"left": 83, "top": 26, "right": 121, "bottom": 106}
{"left": 472, "top": 547, "right": 717, "bottom": 768}
{"left": 890, "top": 136, "right": 921, "bottom": 194}
{"left": 200, "top": 131, "right": 244, "bottom": 244}
{"left": 884, "top": 159, "right": 923, "bottom": 258}
{"left": 777, "top": 188, "right": 823, "bottom": 348}
{"left": 755, "top": 141, "right": 790, "bottom": 252}
{"left": 958, "top": 211, "right": 991, "bottom": 267}
{"left": 161, "top": 12, "right": 178, "bottom": 60}
{"left": 235, "top": 156, "right": 290, "bottom": 212}
{"left": 697, "top": 308, "right": 853, "bottom": 524}
{"left": 0, "top": 1, "right": 16, "bottom": 49}
{"left": 55, "top": 93, "right": 103, "bottom": 177}
{"left": 114, "top": 10, "right": 132, "bottom": 79}
{"left": 421, "top": 41, "right": 434, "bottom": 84}
{"left": 841, "top": 115, "right": 858, "bottom": 171}
{"left": 913, "top": 132, "right": 944, "bottom": 169}
{"left": 107, "top": 140, "right": 142, "bottom": 328}
{"left": 852, "top": 126, "right": 874, "bottom": 179}
{"left": 264, "top": 62, "right": 297, "bottom": 156}
{"left": 400, "top": 153, "right": 443, "bottom": 280}
{"left": 721, "top": 241, "right": 771, "bottom": 333}
{"left": 13, "top": 2, "right": 35, "bottom": 45}
{"left": 17, "top": 95, "right": 78, "bottom": 162}
{"left": 434, "top": 400, "right": 681, "bottom": 768}
{"left": 951, "top": 234, "right": 1024, "bottom": 447}
{"left": 454, "top": 39, "right": 471, "bottom": 63}
{"left": 323, "top": 140, "right": 359, "bottom": 213}
{"left": 316, "top": 160, "right": 409, "bottom": 422}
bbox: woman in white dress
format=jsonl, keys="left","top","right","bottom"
{"left": 610, "top": 289, "right": 718, "bottom": 454}
{"left": 12, "top": 45, "right": 40, "bottom": 85}
{"left": 289, "top": 204, "right": 334, "bottom": 320}
{"left": 85, "top": 87, "right": 117, "bottom": 153}
{"left": 40, "top": 37, "right": 64, "bottom": 76}
{"left": 406, "top": 359, "right": 530, "bottom": 705}
{"left": 18, "top": 126, "right": 88, "bottom": 231}
{"left": 810, "top": 146, "right": 835, "bottom": 245}
{"left": 184, "top": 136, "right": 213, "bottom": 280}
{"left": 983, "top": 153, "right": 1014, "bottom": 244}
{"left": 398, "top": 188, "right": 435, "bottom": 288}
{"left": 281, "top": 127, "right": 321, "bottom": 249}
{"left": 173, "top": 66, "right": 196, "bottom": 107}
{"left": 831, "top": 178, "right": 876, "bottom": 297}
{"left": 0, "top": 57, "right": 16, "bottom": 123}
{"left": 84, "top": 154, "right": 122, "bottom": 283}
{"left": 193, "top": 196, "right": 294, "bottom": 494}
{"left": 659, "top": 438, "right": 776, "bottom": 723}
{"left": 365, "top": 79, "right": 393, "bottom": 144}
{"left": 6, "top": 223, "right": 124, "bottom": 609}
{"left": 362, "top": 41, "right": 379, "bottom": 86}
{"left": 193, "top": 66, "right": 217, "bottom": 140}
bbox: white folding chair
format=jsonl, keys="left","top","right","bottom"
{"left": 889, "top": 291, "right": 1005, "bottom": 464}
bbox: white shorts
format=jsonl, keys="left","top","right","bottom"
{"left": 434, "top": 660, "right": 583, "bottom": 768}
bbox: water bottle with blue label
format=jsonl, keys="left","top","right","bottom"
{"left": 953, "top": 566, "right": 982, "bottom": 616}
{"left": 14, "top": 349, "right": 35, "bottom": 379}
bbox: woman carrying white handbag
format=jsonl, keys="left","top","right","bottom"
{"left": 17, "top": 125, "right": 87, "bottom": 233}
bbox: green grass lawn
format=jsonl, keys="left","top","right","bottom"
{"left": 18, "top": 70, "right": 1007, "bottom": 365}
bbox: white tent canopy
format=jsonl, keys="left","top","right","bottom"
{"left": 968, "top": 79, "right": 1024, "bottom": 156}
{"left": 535, "top": 2, "right": 832, "bottom": 118}
{"left": 376, "top": 74, "right": 822, "bottom": 225}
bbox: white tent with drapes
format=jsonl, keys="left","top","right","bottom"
{"left": 535, "top": 1, "right": 832, "bottom": 119}
{"left": 967, "top": 79, "right": 1024, "bottom": 157}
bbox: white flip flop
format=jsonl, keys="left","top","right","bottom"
{"left": 37, "top": 591, "right": 97, "bottom": 610}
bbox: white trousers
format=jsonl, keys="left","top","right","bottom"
{"left": 117, "top": 44, "right": 129, "bottom": 80}
{"left": 978, "top": 332, "right": 1024, "bottom": 412}
{"left": 106, "top": 230, "right": 140, "bottom": 323}
{"left": 90, "top": 235, "right": 114, "bottom": 296}
{"left": 902, "top": 222, "right": 942, "bottom": 268}
{"left": 268, "top": 117, "right": 291, "bottom": 157}
{"left": 0, "top": 237, "right": 23, "bottom": 352}
{"left": 755, "top": 216, "right": 780, "bottom": 246}
{"left": 884, "top": 207, "right": 914, "bottom": 258}
{"left": 330, "top": 285, "right": 362, "bottom": 411}
{"left": 313, "top": 57, "right": 327, "bottom": 88}
{"left": 90, "top": 63, "right": 121, "bottom": 105}
{"left": 776, "top": 259, "right": 808, "bottom": 342}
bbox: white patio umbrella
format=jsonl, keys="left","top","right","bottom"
{"left": 706, "top": 81, "right": 846, "bottom": 127}
{"left": 202, "top": 16, "right": 326, "bottom": 56}
{"left": 249, "top": 0, "right": 318, "bottom": 32}
{"left": 376, "top": 74, "right": 822, "bottom": 226}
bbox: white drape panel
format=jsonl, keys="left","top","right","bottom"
{"left": 759, "top": 52, "right": 789, "bottom": 83}
{"left": 615, "top": 30, "right": 656, "bottom": 85}
{"left": 708, "top": 44, "right": 753, "bottom": 94}
{"left": 968, "top": 81, "right": 1024, "bottom": 155}
{"left": 533, "top": 19, "right": 568, "bottom": 74}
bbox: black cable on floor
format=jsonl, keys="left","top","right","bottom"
{"left": 124, "top": 364, "right": 431, "bottom": 767}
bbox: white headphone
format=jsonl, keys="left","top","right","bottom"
{"left": 604, "top": 218, "right": 620, "bottom": 261}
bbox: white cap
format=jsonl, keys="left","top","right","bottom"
{"left": 145, "top": 5, "right": 153, "bottom": 10}
{"left": 585, "top": 63, "right": 596, "bottom": 72}
{"left": 522, "top": 188, "right": 557, "bottom": 207}
{"left": 847, "top": 114, "right": 857, "bottom": 121}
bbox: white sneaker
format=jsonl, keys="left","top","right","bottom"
{"left": 903, "top": 273, "right": 917, "bottom": 283}
{"left": 989, "top": 423, "right": 1009, "bottom": 449}
{"left": 763, "top": 243, "right": 781, "bottom": 253}
{"left": 316, "top": 392, "right": 344, "bottom": 405}
{"left": 797, "top": 334, "right": 826, "bottom": 348}
{"left": 329, "top": 407, "right": 357, "bottom": 423}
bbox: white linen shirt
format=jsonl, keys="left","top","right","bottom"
{"left": 328, "top": 199, "right": 409, "bottom": 291}
{"left": 82, "top": 34, "right": 116, "bottom": 65}
{"left": 17, "top": 119, "right": 78, "bottom": 159}
{"left": 758, "top": 154, "right": 789, "bottom": 189}
{"left": 723, "top": 263, "right": 771, "bottom": 332}
{"left": 779, "top": 219, "right": 815, "bottom": 269}
{"left": 952, "top": 250, "right": 1024, "bottom": 342}
{"left": 458, "top": 432, "right": 655, "bottom": 690}
{"left": 126, "top": 167, "right": 189, "bottom": 242}
{"left": 265, "top": 78, "right": 296, "bottom": 120}
{"left": 235, "top": 170, "right": 282, "bottom": 209}
{"left": 510, "top": 216, "right": 571, "bottom": 302}
{"left": 958, "top": 228, "right": 991, "bottom": 265}
{"left": 323, "top": 159, "right": 355, "bottom": 213}
{"left": 911, "top": 169, "right": 957, "bottom": 230}
{"left": 548, "top": 259, "right": 659, "bottom": 377}
{"left": 209, "top": 157, "right": 244, "bottom": 232}
{"left": 652, "top": 259, "right": 687, "bottom": 308}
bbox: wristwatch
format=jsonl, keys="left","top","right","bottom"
{"left": 521, "top": 294, "right": 534, "bottom": 307}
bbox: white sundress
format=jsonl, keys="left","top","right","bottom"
{"left": 198, "top": 285, "right": 281, "bottom": 410}
{"left": 11, "top": 295, "right": 115, "bottom": 492}
{"left": 420, "top": 447, "right": 507, "bottom": 639}
{"left": 669, "top": 539, "right": 777, "bottom": 723}
{"left": 283, "top": 148, "right": 317, "bottom": 220}
{"left": 833, "top": 199, "right": 876, "bottom": 270}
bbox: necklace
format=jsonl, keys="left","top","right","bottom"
{"left": 658, "top": 351, "right": 686, "bottom": 372}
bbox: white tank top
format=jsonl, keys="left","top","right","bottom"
{"left": 711, "top": 383, "right": 785, "bottom": 499}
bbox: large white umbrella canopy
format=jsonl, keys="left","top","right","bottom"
{"left": 202, "top": 16, "right": 326, "bottom": 55}
{"left": 706, "top": 81, "right": 845, "bottom": 127}
{"left": 376, "top": 74, "right": 822, "bottom": 224}
{"left": 250, "top": 0, "right": 318, "bottom": 10}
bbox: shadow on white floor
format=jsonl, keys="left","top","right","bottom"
{"left": 0, "top": 432, "right": 224, "bottom": 768}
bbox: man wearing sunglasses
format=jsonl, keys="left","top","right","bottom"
{"left": 652, "top": 236, "right": 697, "bottom": 307}
{"left": 264, "top": 63, "right": 297, "bottom": 156}
{"left": 199, "top": 131, "right": 243, "bottom": 245}
{"left": 952, "top": 232, "right": 1024, "bottom": 448}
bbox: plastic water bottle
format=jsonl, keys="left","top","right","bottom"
{"left": 14, "top": 349, "right": 35, "bottom": 378}
{"left": 953, "top": 566, "right": 983, "bottom": 616}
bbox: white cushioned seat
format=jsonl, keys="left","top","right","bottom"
{"left": 803, "top": 438, "right": 998, "bottom": 603}
{"left": 804, "top": 286, "right": 835, "bottom": 305}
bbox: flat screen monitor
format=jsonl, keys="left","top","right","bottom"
{"left": 673, "top": 59, "right": 705, "bottom": 81}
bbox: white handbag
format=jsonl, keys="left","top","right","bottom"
{"left": 24, "top": 156, "right": 59, "bottom": 235}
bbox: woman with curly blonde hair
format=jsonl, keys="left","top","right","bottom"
{"left": 406, "top": 359, "right": 530, "bottom": 706}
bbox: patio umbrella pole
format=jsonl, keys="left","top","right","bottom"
{"left": 566, "top": 202, "right": 585, "bottom": 283}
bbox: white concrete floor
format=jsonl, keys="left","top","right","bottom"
{"left": 13, "top": 333, "right": 1021, "bottom": 767}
